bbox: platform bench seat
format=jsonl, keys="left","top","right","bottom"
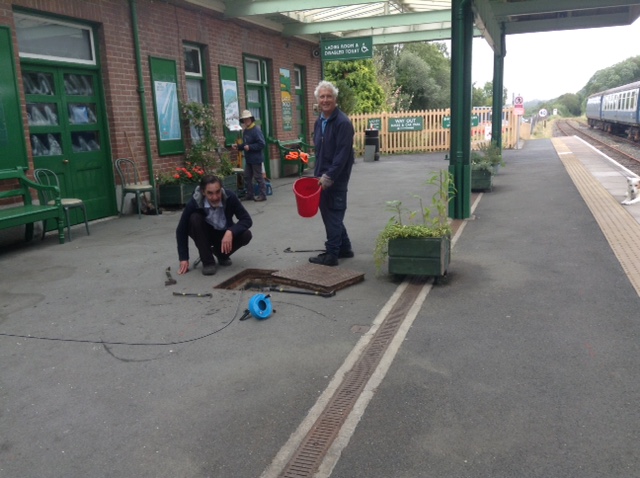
{"left": 270, "top": 138, "right": 316, "bottom": 177}
{"left": 0, "top": 167, "right": 65, "bottom": 244}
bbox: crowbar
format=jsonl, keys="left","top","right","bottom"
{"left": 283, "top": 247, "right": 325, "bottom": 253}
{"left": 250, "top": 284, "right": 335, "bottom": 298}
{"left": 172, "top": 292, "right": 212, "bottom": 298}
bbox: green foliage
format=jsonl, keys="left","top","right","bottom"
{"left": 160, "top": 101, "right": 234, "bottom": 182}
{"left": 472, "top": 81, "right": 508, "bottom": 107}
{"left": 389, "top": 43, "right": 451, "bottom": 111}
{"left": 324, "top": 60, "right": 387, "bottom": 113}
{"left": 471, "top": 142, "right": 503, "bottom": 172}
{"left": 374, "top": 170, "right": 455, "bottom": 271}
{"left": 334, "top": 79, "right": 357, "bottom": 115}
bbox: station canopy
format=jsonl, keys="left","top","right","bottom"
{"left": 187, "top": 0, "right": 640, "bottom": 54}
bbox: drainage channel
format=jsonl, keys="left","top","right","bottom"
{"left": 276, "top": 278, "right": 427, "bottom": 478}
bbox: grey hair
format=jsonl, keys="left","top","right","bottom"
{"left": 314, "top": 80, "right": 339, "bottom": 100}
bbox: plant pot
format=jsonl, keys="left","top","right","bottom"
{"left": 388, "top": 236, "right": 450, "bottom": 277}
{"left": 471, "top": 169, "right": 493, "bottom": 192}
{"left": 222, "top": 173, "right": 239, "bottom": 193}
{"left": 158, "top": 183, "right": 195, "bottom": 207}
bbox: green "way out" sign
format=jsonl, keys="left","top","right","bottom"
{"left": 320, "top": 37, "right": 373, "bottom": 61}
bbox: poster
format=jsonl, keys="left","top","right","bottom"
{"left": 222, "top": 79, "right": 241, "bottom": 132}
{"left": 154, "top": 80, "right": 181, "bottom": 141}
{"left": 280, "top": 68, "right": 293, "bottom": 132}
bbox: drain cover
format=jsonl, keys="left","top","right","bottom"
{"left": 273, "top": 263, "right": 364, "bottom": 290}
{"left": 214, "top": 265, "right": 364, "bottom": 294}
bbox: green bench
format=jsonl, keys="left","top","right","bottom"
{"left": 270, "top": 138, "right": 316, "bottom": 177}
{"left": 0, "top": 167, "right": 65, "bottom": 244}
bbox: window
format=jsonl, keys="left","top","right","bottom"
{"left": 184, "top": 44, "right": 205, "bottom": 104}
{"left": 244, "top": 58, "right": 262, "bottom": 83}
{"left": 183, "top": 44, "right": 207, "bottom": 142}
{"left": 15, "top": 13, "right": 95, "bottom": 65}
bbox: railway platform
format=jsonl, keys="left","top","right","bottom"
{"left": 1, "top": 137, "right": 639, "bottom": 477}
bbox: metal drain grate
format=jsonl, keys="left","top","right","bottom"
{"left": 279, "top": 280, "right": 425, "bottom": 477}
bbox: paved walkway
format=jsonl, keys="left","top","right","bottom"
{"left": 1, "top": 138, "right": 639, "bottom": 477}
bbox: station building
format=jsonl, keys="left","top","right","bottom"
{"left": 0, "top": 0, "right": 321, "bottom": 220}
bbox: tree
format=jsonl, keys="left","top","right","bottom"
{"left": 472, "top": 81, "right": 508, "bottom": 107}
{"left": 324, "top": 59, "right": 387, "bottom": 113}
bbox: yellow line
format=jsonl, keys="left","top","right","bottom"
{"left": 552, "top": 138, "right": 640, "bottom": 296}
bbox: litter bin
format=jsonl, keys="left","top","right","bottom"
{"left": 364, "top": 129, "right": 380, "bottom": 162}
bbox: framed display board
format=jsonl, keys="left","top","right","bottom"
{"left": 219, "top": 65, "right": 241, "bottom": 146}
{"left": 149, "top": 56, "right": 184, "bottom": 156}
{"left": 0, "top": 26, "right": 28, "bottom": 169}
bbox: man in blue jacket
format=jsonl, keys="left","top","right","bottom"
{"left": 309, "top": 81, "right": 355, "bottom": 267}
{"left": 234, "top": 109, "right": 267, "bottom": 202}
{"left": 176, "top": 175, "right": 252, "bottom": 276}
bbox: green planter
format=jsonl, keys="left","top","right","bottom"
{"left": 471, "top": 169, "right": 493, "bottom": 192}
{"left": 222, "top": 173, "right": 239, "bottom": 194}
{"left": 158, "top": 183, "right": 195, "bottom": 207}
{"left": 388, "top": 236, "right": 450, "bottom": 278}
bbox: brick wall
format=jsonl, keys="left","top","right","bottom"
{"left": 0, "top": 0, "right": 322, "bottom": 181}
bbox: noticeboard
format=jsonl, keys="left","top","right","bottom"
{"left": 367, "top": 118, "right": 381, "bottom": 130}
{"left": 320, "top": 36, "right": 373, "bottom": 61}
{"left": 149, "top": 57, "right": 184, "bottom": 156}
{"left": 389, "top": 117, "right": 423, "bottom": 132}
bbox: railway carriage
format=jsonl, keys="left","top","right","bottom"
{"left": 586, "top": 81, "right": 640, "bottom": 141}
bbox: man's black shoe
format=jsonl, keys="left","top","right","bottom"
{"left": 309, "top": 253, "right": 338, "bottom": 266}
{"left": 202, "top": 263, "right": 217, "bottom": 275}
{"left": 338, "top": 249, "right": 354, "bottom": 258}
{"left": 217, "top": 257, "right": 232, "bottom": 266}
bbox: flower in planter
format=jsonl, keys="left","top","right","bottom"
{"left": 157, "top": 162, "right": 206, "bottom": 185}
{"left": 374, "top": 170, "right": 456, "bottom": 273}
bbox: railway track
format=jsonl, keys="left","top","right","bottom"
{"left": 554, "top": 119, "right": 640, "bottom": 176}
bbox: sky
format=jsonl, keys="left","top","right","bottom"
{"left": 470, "top": 19, "right": 640, "bottom": 104}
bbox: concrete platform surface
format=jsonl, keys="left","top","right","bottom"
{"left": 1, "top": 139, "right": 639, "bottom": 477}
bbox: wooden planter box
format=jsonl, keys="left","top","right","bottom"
{"left": 158, "top": 183, "right": 195, "bottom": 207}
{"left": 471, "top": 169, "right": 493, "bottom": 192}
{"left": 388, "top": 236, "right": 450, "bottom": 278}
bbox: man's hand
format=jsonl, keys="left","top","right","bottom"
{"left": 221, "top": 230, "right": 233, "bottom": 254}
{"left": 318, "top": 174, "right": 333, "bottom": 190}
{"left": 178, "top": 260, "right": 190, "bottom": 275}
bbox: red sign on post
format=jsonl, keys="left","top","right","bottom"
{"left": 514, "top": 95, "right": 524, "bottom": 116}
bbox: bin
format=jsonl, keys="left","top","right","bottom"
{"left": 364, "top": 129, "right": 380, "bottom": 162}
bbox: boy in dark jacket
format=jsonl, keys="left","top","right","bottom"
{"left": 234, "top": 109, "right": 267, "bottom": 202}
{"left": 176, "top": 175, "right": 252, "bottom": 275}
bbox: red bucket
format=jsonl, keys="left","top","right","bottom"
{"left": 293, "top": 177, "right": 321, "bottom": 218}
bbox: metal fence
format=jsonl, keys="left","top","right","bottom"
{"left": 349, "top": 107, "right": 517, "bottom": 156}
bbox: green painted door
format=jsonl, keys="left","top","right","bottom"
{"left": 294, "top": 66, "right": 308, "bottom": 140}
{"left": 23, "top": 65, "right": 115, "bottom": 222}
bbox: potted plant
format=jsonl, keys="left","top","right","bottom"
{"left": 156, "top": 102, "right": 240, "bottom": 205}
{"left": 471, "top": 142, "right": 503, "bottom": 192}
{"left": 374, "top": 170, "right": 455, "bottom": 279}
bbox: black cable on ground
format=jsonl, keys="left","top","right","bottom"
{"left": 0, "top": 290, "right": 245, "bottom": 346}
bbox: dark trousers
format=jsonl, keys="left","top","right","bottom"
{"left": 244, "top": 163, "right": 267, "bottom": 199}
{"left": 188, "top": 212, "right": 252, "bottom": 265}
{"left": 319, "top": 188, "right": 352, "bottom": 257}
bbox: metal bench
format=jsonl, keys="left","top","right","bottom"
{"left": 270, "top": 138, "right": 316, "bottom": 177}
{"left": 0, "top": 167, "right": 65, "bottom": 244}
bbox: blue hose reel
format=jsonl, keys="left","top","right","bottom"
{"left": 240, "top": 293, "right": 273, "bottom": 321}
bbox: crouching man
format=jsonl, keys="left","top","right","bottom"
{"left": 176, "top": 175, "right": 252, "bottom": 276}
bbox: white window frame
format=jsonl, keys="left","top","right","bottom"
{"left": 14, "top": 13, "right": 96, "bottom": 65}
{"left": 184, "top": 44, "right": 203, "bottom": 79}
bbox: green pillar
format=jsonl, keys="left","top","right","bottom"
{"left": 448, "top": 0, "right": 473, "bottom": 220}
{"left": 491, "top": 27, "right": 505, "bottom": 150}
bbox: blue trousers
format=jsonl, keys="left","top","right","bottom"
{"left": 319, "top": 188, "right": 352, "bottom": 256}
